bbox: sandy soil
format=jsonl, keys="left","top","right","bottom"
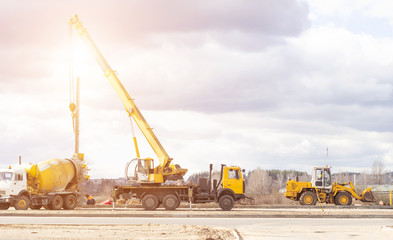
{"left": 0, "top": 224, "right": 238, "bottom": 240}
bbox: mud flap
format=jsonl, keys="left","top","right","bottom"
{"left": 360, "top": 188, "right": 375, "bottom": 202}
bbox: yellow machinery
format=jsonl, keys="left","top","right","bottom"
{"left": 69, "top": 14, "right": 187, "bottom": 184}
{"left": 285, "top": 166, "right": 375, "bottom": 205}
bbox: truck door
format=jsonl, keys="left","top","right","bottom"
{"left": 12, "top": 172, "right": 26, "bottom": 195}
{"left": 223, "top": 167, "right": 243, "bottom": 194}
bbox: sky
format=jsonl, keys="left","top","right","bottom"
{"left": 1, "top": 0, "right": 393, "bottom": 178}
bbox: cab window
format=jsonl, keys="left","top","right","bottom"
{"left": 15, "top": 173, "right": 23, "bottom": 181}
{"left": 1, "top": 172, "right": 13, "bottom": 181}
{"left": 315, "top": 169, "right": 323, "bottom": 186}
{"left": 324, "top": 168, "right": 331, "bottom": 186}
{"left": 228, "top": 169, "right": 240, "bottom": 179}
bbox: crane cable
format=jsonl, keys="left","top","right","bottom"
{"left": 69, "top": 22, "right": 76, "bottom": 131}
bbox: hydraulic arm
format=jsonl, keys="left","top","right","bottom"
{"left": 69, "top": 14, "right": 187, "bottom": 183}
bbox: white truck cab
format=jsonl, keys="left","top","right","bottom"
{"left": 0, "top": 168, "right": 28, "bottom": 210}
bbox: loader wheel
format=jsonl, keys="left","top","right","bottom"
{"left": 63, "top": 195, "right": 77, "bottom": 210}
{"left": 162, "top": 194, "right": 179, "bottom": 211}
{"left": 299, "top": 191, "right": 317, "bottom": 205}
{"left": 335, "top": 191, "right": 352, "bottom": 206}
{"left": 0, "top": 203, "right": 10, "bottom": 210}
{"left": 141, "top": 194, "right": 159, "bottom": 210}
{"left": 14, "top": 196, "right": 30, "bottom": 210}
{"left": 48, "top": 195, "right": 63, "bottom": 210}
{"left": 219, "top": 195, "right": 235, "bottom": 211}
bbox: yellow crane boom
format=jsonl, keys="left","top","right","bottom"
{"left": 69, "top": 14, "right": 187, "bottom": 183}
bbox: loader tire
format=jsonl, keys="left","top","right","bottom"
{"left": 335, "top": 191, "right": 352, "bottom": 206}
{"left": 162, "top": 194, "right": 179, "bottom": 211}
{"left": 219, "top": 195, "right": 235, "bottom": 211}
{"left": 48, "top": 195, "right": 63, "bottom": 210}
{"left": 299, "top": 191, "right": 317, "bottom": 205}
{"left": 63, "top": 195, "right": 77, "bottom": 210}
{"left": 14, "top": 196, "right": 30, "bottom": 210}
{"left": 0, "top": 203, "right": 10, "bottom": 210}
{"left": 141, "top": 194, "right": 159, "bottom": 210}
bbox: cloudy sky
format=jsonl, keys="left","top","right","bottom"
{"left": 1, "top": 0, "right": 393, "bottom": 178}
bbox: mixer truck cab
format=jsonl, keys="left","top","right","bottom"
{"left": 0, "top": 168, "right": 29, "bottom": 210}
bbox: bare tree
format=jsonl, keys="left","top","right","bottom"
{"left": 372, "top": 160, "right": 386, "bottom": 185}
{"left": 246, "top": 168, "right": 273, "bottom": 196}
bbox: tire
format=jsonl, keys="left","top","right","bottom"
{"left": 63, "top": 195, "right": 77, "bottom": 210}
{"left": 162, "top": 194, "right": 179, "bottom": 211}
{"left": 49, "top": 195, "right": 63, "bottom": 210}
{"left": 335, "top": 191, "right": 352, "bottom": 206}
{"left": 30, "top": 205, "right": 42, "bottom": 210}
{"left": 299, "top": 191, "right": 317, "bottom": 205}
{"left": 14, "top": 196, "right": 30, "bottom": 210}
{"left": 141, "top": 194, "right": 159, "bottom": 210}
{"left": 0, "top": 203, "right": 10, "bottom": 210}
{"left": 219, "top": 195, "right": 235, "bottom": 211}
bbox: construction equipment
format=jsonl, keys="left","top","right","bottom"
{"left": 68, "top": 15, "right": 246, "bottom": 210}
{"left": 69, "top": 14, "right": 187, "bottom": 184}
{"left": 0, "top": 155, "right": 89, "bottom": 210}
{"left": 113, "top": 164, "right": 245, "bottom": 211}
{"left": 285, "top": 166, "right": 375, "bottom": 205}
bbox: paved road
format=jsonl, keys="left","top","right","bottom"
{"left": 0, "top": 216, "right": 392, "bottom": 239}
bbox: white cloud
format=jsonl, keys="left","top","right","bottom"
{"left": 1, "top": 1, "right": 393, "bottom": 179}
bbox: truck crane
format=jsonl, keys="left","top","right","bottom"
{"left": 68, "top": 15, "right": 246, "bottom": 210}
{"left": 69, "top": 14, "right": 187, "bottom": 184}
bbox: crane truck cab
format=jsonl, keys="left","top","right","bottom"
{"left": 285, "top": 166, "right": 375, "bottom": 206}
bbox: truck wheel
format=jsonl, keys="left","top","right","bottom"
{"left": 0, "top": 203, "right": 10, "bottom": 210}
{"left": 30, "top": 205, "right": 42, "bottom": 210}
{"left": 14, "top": 196, "right": 30, "bottom": 210}
{"left": 63, "top": 195, "right": 77, "bottom": 210}
{"left": 162, "top": 194, "right": 179, "bottom": 211}
{"left": 335, "top": 191, "right": 352, "bottom": 206}
{"left": 219, "top": 195, "right": 235, "bottom": 211}
{"left": 141, "top": 194, "right": 159, "bottom": 210}
{"left": 299, "top": 191, "right": 317, "bottom": 205}
{"left": 49, "top": 195, "right": 63, "bottom": 210}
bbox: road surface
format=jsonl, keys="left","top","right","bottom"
{"left": 0, "top": 216, "right": 392, "bottom": 239}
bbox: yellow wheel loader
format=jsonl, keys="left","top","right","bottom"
{"left": 285, "top": 166, "right": 375, "bottom": 205}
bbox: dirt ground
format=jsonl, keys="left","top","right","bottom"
{"left": 0, "top": 224, "right": 238, "bottom": 240}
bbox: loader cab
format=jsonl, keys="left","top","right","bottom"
{"left": 311, "top": 167, "right": 332, "bottom": 190}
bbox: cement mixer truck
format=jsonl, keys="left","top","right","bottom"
{"left": 0, "top": 154, "right": 89, "bottom": 210}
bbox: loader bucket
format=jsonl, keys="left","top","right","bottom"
{"left": 360, "top": 188, "right": 375, "bottom": 202}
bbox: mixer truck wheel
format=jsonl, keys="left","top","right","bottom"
{"left": 63, "top": 195, "right": 77, "bottom": 210}
{"left": 0, "top": 203, "right": 10, "bottom": 210}
{"left": 162, "top": 194, "right": 179, "bottom": 210}
{"left": 141, "top": 194, "right": 159, "bottom": 210}
{"left": 14, "top": 196, "right": 30, "bottom": 210}
{"left": 49, "top": 195, "right": 63, "bottom": 210}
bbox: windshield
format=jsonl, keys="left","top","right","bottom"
{"left": 0, "top": 172, "right": 13, "bottom": 181}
